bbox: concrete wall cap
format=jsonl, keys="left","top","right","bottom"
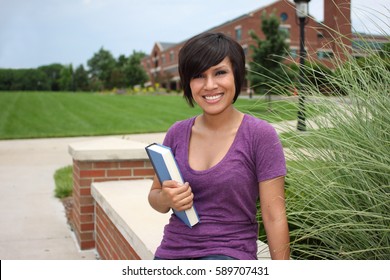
{"left": 68, "top": 137, "right": 149, "bottom": 161}
{"left": 91, "top": 179, "right": 169, "bottom": 259}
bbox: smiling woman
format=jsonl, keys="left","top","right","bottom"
{"left": 189, "top": 57, "right": 236, "bottom": 115}
{"left": 148, "top": 32, "right": 290, "bottom": 260}
{"left": 179, "top": 33, "right": 245, "bottom": 108}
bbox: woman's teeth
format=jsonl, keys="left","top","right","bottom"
{"left": 204, "top": 94, "right": 222, "bottom": 100}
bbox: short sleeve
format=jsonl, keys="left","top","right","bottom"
{"left": 255, "top": 122, "right": 287, "bottom": 182}
{"left": 162, "top": 122, "right": 176, "bottom": 148}
{"left": 162, "top": 119, "right": 191, "bottom": 155}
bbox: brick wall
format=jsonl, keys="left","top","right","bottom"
{"left": 95, "top": 204, "right": 141, "bottom": 260}
{"left": 72, "top": 159, "right": 154, "bottom": 250}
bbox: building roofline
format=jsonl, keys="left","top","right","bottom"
{"left": 156, "top": 42, "right": 177, "bottom": 51}
{"left": 148, "top": 0, "right": 288, "bottom": 54}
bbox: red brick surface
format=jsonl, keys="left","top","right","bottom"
{"left": 95, "top": 204, "right": 141, "bottom": 260}
{"left": 71, "top": 159, "right": 154, "bottom": 252}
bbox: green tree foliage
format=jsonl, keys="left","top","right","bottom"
{"left": 123, "top": 51, "right": 149, "bottom": 87}
{"left": 0, "top": 69, "right": 14, "bottom": 90}
{"left": 86, "top": 48, "right": 148, "bottom": 90}
{"left": 0, "top": 48, "right": 149, "bottom": 92}
{"left": 87, "top": 47, "right": 116, "bottom": 89}
{"left": 59, "top": 64, "right": 74, "bottom": 91}
{"left": 108, "top": 51, "right": 149, "bottom": 89}
{"left": 0, "top": 68, "right": 50, "bottom": 90}
{"left": 248, "top": 11, "right": 290, "bottom": 94}
{"left": 38, "top": 63, "right": 64, "bottom": 91}
{"left": 74, "top": 64, "right": 89, "bottom": 91}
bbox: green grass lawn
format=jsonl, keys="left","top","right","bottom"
{"left": 0, "top": 91, "right": 305, "bottom": 140}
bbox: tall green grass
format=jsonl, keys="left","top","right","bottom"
{"left": 54, "top": 165, "right": 73, "bottom": 198}
{"left": 276, "top": 38, "right": 390, "bottom": 259}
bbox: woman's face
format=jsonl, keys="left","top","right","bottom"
{"left": 189, "top": 57, "right": 236, "bottom": 116}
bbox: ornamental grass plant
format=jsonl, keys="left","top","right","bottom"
{"left": 54, "top": 165, "right": 73, "bottom": 198}
{"left": 263, "top": 33, "right": 390, "bottom": 259}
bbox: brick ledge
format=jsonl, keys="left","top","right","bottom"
{"left": 91, "top": 179, "right": 169, "bottom": 259}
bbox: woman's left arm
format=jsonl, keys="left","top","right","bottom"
{"left": 259, "top": 176, "right": 290, "bottom": 260}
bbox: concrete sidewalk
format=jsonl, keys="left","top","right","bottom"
{"left": 0, "top": 133, "right": 165, "bottom": 260}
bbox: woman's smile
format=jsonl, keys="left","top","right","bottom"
{"left": 203, "top": 93, "right": 224, "bottom": 103}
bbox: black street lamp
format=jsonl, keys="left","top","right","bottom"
{"left": 294, "top": 0, "right": 310, "bottom": 131}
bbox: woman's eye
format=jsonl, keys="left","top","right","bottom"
{"left": 216, "top": 70, "right": 227, "bottom": 76}
{"left": 192, "top": 73, "right": 204, "bottom": 79}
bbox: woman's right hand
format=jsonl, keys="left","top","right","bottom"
{"left": 160, "top": 180, "right": 194, "bottom": 211}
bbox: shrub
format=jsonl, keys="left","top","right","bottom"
{"left": 281, "top": 39, "right": 390, "bottom": 259}
{"left": 54, "top": 165, "right": 73, "bottom": 198}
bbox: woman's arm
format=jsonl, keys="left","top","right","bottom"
{"left": 259, "top": 176, "right": 290, "bottom": 260}
{"left": 148, "top": 175, "right": 194, "bottom": 214}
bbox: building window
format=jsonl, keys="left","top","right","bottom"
{"left": 289, "top": 48, "right": 298, "bottom": 58}
{"left": 279, "top": 25, "right": 290, "bottom": 38}
{"left": 317, "top": 50, "right": 334, "bottom": 60}
{"left": 352, "top": 39, "right": 386, "bottom": 51}
{"left": 170, "top": 51, "right": 174, "bottom": 62}
{"left": 161, "top": 55, "right": 166, "bottom": 65}
{"left": 317, "top": 32, "right": 324, "bottom": 39}
{"left": 235, "top": 26, "right": 242, "bottom": 41}
{"left": 153, "top": 51, "right": 159, "bottom": 68}
{"left": 280, "top": 12, "right": 288, "bottom": 22}
{"left": 242, "top": 45, "right": 248, "bottom": 57}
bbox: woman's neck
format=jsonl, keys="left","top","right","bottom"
{"left": 198, "top": 106, "right": 244, "bottom": 132}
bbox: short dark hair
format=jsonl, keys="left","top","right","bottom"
{"left": 178, "top": 32, "right": 246, "bottom": 107}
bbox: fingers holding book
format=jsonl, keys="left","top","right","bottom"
{"left": 161, "top": 181, "right": 194, "bottom": 212}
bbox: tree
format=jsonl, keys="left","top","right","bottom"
{"left": 248, "top": 11, "right": 290, "bottom": 95}
{"left": 74, "top": 64, "right": 89, "bottom": 91}
{"left": 38, "top": 63, "right": 64, "bottom": 91}
{"left": 123, "top": 51, "right": 149, "bottom": 87}
{"left": 108, "top": 51, "right": 149, "bottom": 89}
{"left": 117, "top": 54, "right": 128, "bottom": 68}
{"left": 109, "top": 68, "right": 127, "bottom": 89}
{"left": 59, "top": 64, "right": 74, "bottom": 91}
{"left": 0, "top": 69, "right": 14, "bottom": 90}
{"left": 87, "top": 47, "right": 116, "bottom": 89}
{"left": 0, "top": 47, "right": 149, "bottom": 92}
{"left": 14, "top": 69, "right": 50, "bottom": 90}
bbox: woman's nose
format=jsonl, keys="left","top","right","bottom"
{"left": 204, "top": 76, "right": 217, "bottom": 90}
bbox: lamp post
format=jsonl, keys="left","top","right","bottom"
{"left": 294, "top": 0, "right": 310, "bottom": 131}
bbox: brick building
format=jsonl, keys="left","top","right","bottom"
{"left": 141, "top": 0, "right": 387, "bottom": 92}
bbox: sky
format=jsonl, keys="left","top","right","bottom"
{"left": 0, "top": 0, "right": 389, "bottom": 69}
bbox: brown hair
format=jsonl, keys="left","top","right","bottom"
{"left": 178, "top": 32, "right": 246, "bottom": 107}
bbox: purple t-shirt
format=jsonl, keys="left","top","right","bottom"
{"left": 155, "top": 114, "right": 286, "bottom": 260}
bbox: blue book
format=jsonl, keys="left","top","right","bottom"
{"left": 145, "top": 143, "right": 200, "bottom": 228}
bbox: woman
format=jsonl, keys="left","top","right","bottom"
{"left": 148, "top": 32, "right": 290, "bottom": 260}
